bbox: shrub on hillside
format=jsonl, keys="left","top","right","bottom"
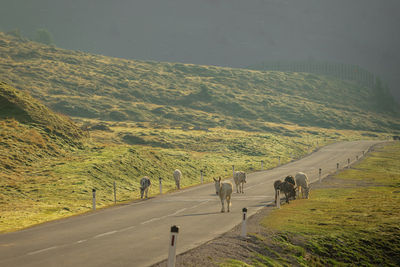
{"left": 33, "top": 28, "right": 54, "bottom": 45}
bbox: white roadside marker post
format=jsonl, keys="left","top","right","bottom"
{"left": 92, "top": 189, "right": 96, "bottom": 211}
{"left": 200, "top": 170, "right": 203, "bottom": 184}
{"left": 167, "top": 225, "right": 179, "bottom": 267}
{"left": 159, "top": 177, "right": 162, "bottom": 194}
{"left": 276, "top": 190, "right": 280, "bottom": 209}
{"left": 319, "top": 168, "right": 322, "bottom": 183}
{"left": 113, "top": 181, "right": 116, "bottom": 204}
{"left": 241, "top": 208, "right": 248, "bottom": 238}
{"left": 232, "top": 165, "right": 235, "bottom": 178}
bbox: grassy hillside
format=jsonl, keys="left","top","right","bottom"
{"left": 0, "top": 81, "right": 85, "bottom": 172}
{"left": 0, "top": 31, "right": 398, "bottom": 232}
{"left": 0, "top": 32, "right": 399, "bottom": 133}
{"left": 0, "top": 82, "right": 388, "bottom": 232}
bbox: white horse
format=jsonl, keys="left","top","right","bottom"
{"left": 140, "top": 176, "right": 151, "bottom": 199}
{"left": 213, "top": 177, "right": 233, "bottom": 213}
{"left": 295, "top": 172, "right": 311, "bottom": 199}
{"left": 173, "top": 169, "right": 182, "bottom": 189}
{"left": 233, "top": 171, "right": 247, "bottom": 193}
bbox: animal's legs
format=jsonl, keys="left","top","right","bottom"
{"left": 220, "top": 198, "right": 225, "bottom": 212}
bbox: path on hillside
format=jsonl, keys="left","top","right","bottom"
{"left": 0, "top": 141, "right": 383, "bottom": 267}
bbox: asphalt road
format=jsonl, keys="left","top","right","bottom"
{"left": 0, "top": 140, "right": 383, "bottom": 267}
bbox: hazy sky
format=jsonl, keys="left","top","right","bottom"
{"left": 1, "top": 0, "right": 399, "bottom": 101}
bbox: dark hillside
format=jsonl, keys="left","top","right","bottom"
{"left": 0, "top": 32, "right": 399, "bottom": 133}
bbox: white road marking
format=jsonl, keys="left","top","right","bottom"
{"left": 94, "top": 231, "right": 117, "bottom": 238}
{"left": 141, "top": 218, "right": 162, "bottom": 225}
{"left": 27, "top": 246, "right": 58, "bottom": 256}
{"left": 187, "top": 200, "right": 210, "bottom": 210}
{"left": 119, "top": 225, "right": 136, "bottom": 232}
{"left": 76, "top": 240, "right": 87, "bottom": 244}
{"left": 170, "top": 208, "right": 187, "bottom": 216}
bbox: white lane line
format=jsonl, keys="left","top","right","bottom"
{"left": 141, "top": 217, "right": 162, "bottom": 225}
{"left": 118, "top": 225, "right": 136, "bottom": 232}
{"left": 187, "top": 200, "right": 210, "bottom": 210}
{"left": 94, "top": 230, "right": 117, "bottom": 238}
{"left": 170, "top": 208, "right": 187, "bottom": 216}
{"left": 27, "top": 246, "right": 58, "bottom": 256}
{"left": 76, "top": 240, "right": 87, "bottom": 244}
{"left": 141, "top": 207, "right": 190, "bottom": 225}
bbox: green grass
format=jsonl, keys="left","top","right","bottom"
{"left": 256, "top": 142, "right": 400, "bottom": 266}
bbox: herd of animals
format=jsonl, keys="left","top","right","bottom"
{"left": 139, "top": 169, "right": 310, "bottom": 213}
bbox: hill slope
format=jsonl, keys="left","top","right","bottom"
{"left": 0, "top": 32, "right": 399, "bottom": 133}
{"left": 1, "top": 32, "right": 398, "bottom": 232}
{"left": 0, "top": 81, "right": 85, "bottom": 173}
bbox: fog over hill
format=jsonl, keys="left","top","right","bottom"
{"left": 1, "top": 0, "right": 399, "bottom": 101}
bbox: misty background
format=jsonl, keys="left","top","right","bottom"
{"left": 1, "top": 0, "right": 399, "bottom": 102}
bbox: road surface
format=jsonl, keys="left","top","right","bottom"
{"left": 0, "top": 140, "right": 383, "bottom": 267}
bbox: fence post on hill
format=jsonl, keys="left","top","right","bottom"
{"left": 261, "top": 160, "right": 264, "bottom": 170}
{"left": 319, "top": 168, "right": 322, "bottom": 183}
{"left": 336, "top": 163, "right": 339, "bottom": 173}
{"left": 278, "top": 156, "right": 281, "bottom": 166}
{"left": 92, "top": 189, "right": 96, "bottom": 211}
{"left": 159, "top": 177, "right": 162, "bottom": 194}
{"left": 363, "top": 151, "right": 365, "bottom": 156}
{"left": 113, "top": 181, "right": 116, "bottom": 204}
{"left": 356, "top": 155, "right": 359, "bottom": 161}
{"left": 168, "top": 225, "right": 179, "bottom": 267}
{"left": 200, "top": 170, "right": 203, "bottom": 184}
{"left": 347, "top": 158, "right": 350, "bottom": 168}
{"left": 241, "top": 208, "right": 248, "bottom": 238}
{"left": 232, "top": 165, "right": 235, "bottom": 177}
